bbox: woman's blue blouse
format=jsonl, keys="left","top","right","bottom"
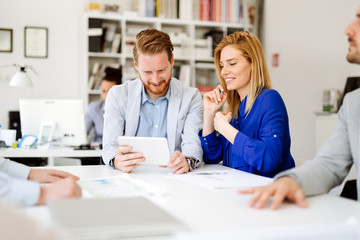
{"left": 199, "top": 89, "right": 295, "bottom": 178}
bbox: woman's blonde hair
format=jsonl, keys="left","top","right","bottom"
{"left": 214, "top": 31, "right": 272, "bottom": 118}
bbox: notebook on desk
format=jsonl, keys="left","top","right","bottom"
{"left": 48, "top": 197, "right": 186, "bottom": 239}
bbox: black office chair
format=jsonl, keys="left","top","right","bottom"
{"left": 340, "top": 180, "right": 357, "bottom": 201}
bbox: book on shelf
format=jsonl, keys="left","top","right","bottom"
{"left": 102, "top": 22, "right": 118, "bottom": 53}
{"left": 209, "top": 0, "right": 214, "bottom": 21}
{"left": 136, "top": 0, "right": 155, "bottom": 17}
{"left": 146, "top": 0, "right": 156, "bottom": 17}
{"left": 168, "top": 0, "right": 178, "bottom": 19}
{"left": 110, "top": 32, "right": 121, "bottom": 53}
{"left": 179, "top": 64, "right": 191, "bottom": 87}
{"left": 214, "top": 0, "right": 221, "bottom": 22}
{"left": 232, "top": 0, "right": 239, "bottom": 23}
{"left": 221, "top": 0, "right": 226, "bottom": 22}
{"left": 92, "top": 63, "right": 104, "bottom": 90}
{"left": 155, "top": 0, "right": 161, "bottom": 17}
{"left": 179, "top": 0, "right": 192, "bottom": 20}
{"left": 88, "top": 62, "right": 101, "bottom": 90}
{"left": 93, "top": 64, "right": 106, "bottom": 90}
{"left": 193, "top": 0, "right": 200, "bottom": 20}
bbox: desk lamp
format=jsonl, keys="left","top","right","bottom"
{"left": 0, "top": 64, "right": 36, "bottom": 87}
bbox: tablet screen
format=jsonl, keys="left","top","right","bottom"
{"left": 117, "top": 136, "right": 170, "bottom": 165}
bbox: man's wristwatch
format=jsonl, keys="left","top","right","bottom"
{"left": 186, "top": 157, "right": 196, "bottom": 172}
{"left": 109, "top": 157, "right": 116, "bottom": 169}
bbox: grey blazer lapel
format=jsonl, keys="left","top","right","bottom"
{"left": 125, "top": 79, "right": 142, "bottom": 136}
{"left": 167, "top": 81, "right": 181, "bottom": 153}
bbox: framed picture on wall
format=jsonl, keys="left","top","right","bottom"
{"left": 0, "top": 28, "right": 13, "bottom": 52}
{"left": 24, "top": 26, "right": 48, "bottom": 58}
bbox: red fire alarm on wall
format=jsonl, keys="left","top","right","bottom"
{"left": 272, "top": 53, "right": 279, "bottom": 67}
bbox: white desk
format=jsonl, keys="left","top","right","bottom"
{"left": 23, "top": 164, "right": 360, "bottom": 239}
{"left": 0, "top": 148, "right": 102, "bottom": 166}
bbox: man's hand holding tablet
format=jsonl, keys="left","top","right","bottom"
{"left": 164, "top": 150, "right": 191, "bottom": 174}
{"left": 114, "top": 145, "right": 145, "bottom": 173}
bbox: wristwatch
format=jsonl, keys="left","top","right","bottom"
{"left": 109, "top": 157, "right": 116, "bottom": 169}
{"left": 186, "top": 157, "right": 195, "bottom": 172}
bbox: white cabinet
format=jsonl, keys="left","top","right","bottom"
{"left": 314, "top": 112, "right": 338, "bottom": 152}
{"left": 81, "top": 12, "right": 254, "bottom": 105}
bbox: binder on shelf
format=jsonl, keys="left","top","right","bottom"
{"left": 89, "top": 18, "right": 103, "bottom": 52}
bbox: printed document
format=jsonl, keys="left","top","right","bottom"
{"left": 169, "top": 169, "right": 273, "bottom": 190}
{"left": 78, "top": 175, "right": 165, "bottom": 198}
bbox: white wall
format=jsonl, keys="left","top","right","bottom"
{"left": 263, "top": 0, "right": 360, "bottom": 161}
{"left": 0, "top": 0, "right": 86, "bottom": 128}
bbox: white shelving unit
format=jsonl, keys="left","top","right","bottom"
{"left": 81, "top": 12, "right": 254, "bottom": 105}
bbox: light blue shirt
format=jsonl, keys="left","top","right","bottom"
{"left": 136, "top": 85, "right": 170, "bottom": 138}
{"left": 0, "top": 157, "right": 40, "bottom": 206}
{"left": 85, "top": 100, "right": 105, "bottom": 142}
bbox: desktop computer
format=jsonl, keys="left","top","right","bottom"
{"left": 19, "top": 99, "right": 88, "bottom": 147}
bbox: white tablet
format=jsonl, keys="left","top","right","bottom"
{"left": 117, "top": 136, "right": 170, "bottom": 166}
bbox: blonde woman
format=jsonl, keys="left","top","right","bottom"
{"left": 200, "top": 31, "right": 295, "bottom": 177}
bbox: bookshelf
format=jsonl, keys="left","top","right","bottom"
{"left": 81, "top": 1, "right": 257, "bottom": 105}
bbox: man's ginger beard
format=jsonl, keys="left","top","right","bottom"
{"left": 139, "top": 73, "right": 172, "bottom": 97}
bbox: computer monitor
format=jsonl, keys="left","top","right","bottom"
{"left": 19, "top": 99, "right": 87, "bottom": 147}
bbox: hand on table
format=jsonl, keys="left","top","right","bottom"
{"left": 238, "top": 176, "right": 308, "bottom": 210}
{"left": 28, "top": 169, "right": 80, "bottom": 183}
{"left": 37, "top": 178, "right": 82, "bottom": 205}
{"left": 114, "top": 145, "right": 145, "bottom": 173}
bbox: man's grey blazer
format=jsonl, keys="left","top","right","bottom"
{"left": 102, "top": 77, "right": 203, "bottom": 165}
{"left": 277, "top": 88, "right": 360, "bottom": 200}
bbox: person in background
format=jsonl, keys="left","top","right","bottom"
{"left": 102, "top": 29, "right": 203, "bottom": 174}
{"left": 85, "top": 66, "right": 122, "bottom": 143}
{"left": 199, "top": 31, "right": 295, "bottom": 178}
{"left": 239, "top": 6, "right": 360, "bottom": 209}
{"left": 0, "top": 156, "right": 81, "bottom": 206}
